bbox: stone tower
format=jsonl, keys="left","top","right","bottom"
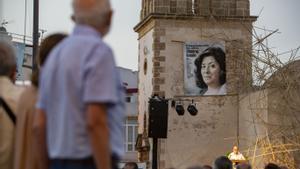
{"left": 135, "top": 0, "right": 257, "bottom": 168}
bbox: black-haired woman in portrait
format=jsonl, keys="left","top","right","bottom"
{"left": 194, "top": 47, "right": 226, "bottom": 95}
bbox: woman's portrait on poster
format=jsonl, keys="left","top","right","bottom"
{"left": 194, "top": 46, "right": 227, "bottom": 95}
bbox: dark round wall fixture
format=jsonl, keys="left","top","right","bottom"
{"left": 143, "top": 58, "right": 147, "bottom": 75}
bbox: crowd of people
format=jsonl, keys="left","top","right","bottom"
{"left": 1, "top": 0, "right": 125, "bottom": 169}
{"left": 185, "top": 156, "right": 287, "bottom": 169}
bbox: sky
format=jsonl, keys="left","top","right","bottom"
{"left": 1, "top": 0, "right": 300, "bottom": 71}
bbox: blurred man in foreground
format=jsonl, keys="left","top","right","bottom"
{"left": 34, "top": 0, "right": 125, "bottom": 169}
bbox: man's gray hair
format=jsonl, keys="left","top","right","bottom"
{"left": 0, "top": 40, "right": 16, "bottom": 76}
{"left": 72, "top": 0, "right": 111, "bottom": 27}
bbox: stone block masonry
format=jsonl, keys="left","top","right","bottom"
{"left": 140, "top": 0, "right": 251, "bottom": 20}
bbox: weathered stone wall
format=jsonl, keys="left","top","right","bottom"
{"left": 238, "top": 90, "right": 269, "bottom": 148}
{"left": 140, "top": 0, "right": 250, "bottom": 19}
{"left": 136, "top": 0, "right": 256, "bottom": 168}
{"left": 238, "top": 90, "right": 268, "bottom": 168}
{"left": 164, "top": 96, "right": 238, "bottom": 168}
{"left": 237, "top": 64, "right": 300, "bottom": 168}
{"left": 136, "top": 17, "right": 255, "bottom": 168}
{"left": 154, "top": 19, "right": 253, "bottom": 169}
{"left": 138, "top": 27, "right": 155, "bottom": 134}
{"left": 150, "top": 19, "right": 253, "bottom": 98}
{"left": 266, "top": 67, "right": 300, "bottom": 167}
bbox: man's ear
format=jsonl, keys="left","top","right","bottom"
{"left": 71, "top": 15, "right": 75, "bottom": 22}
{"left": 105, "top": 10, "right": 113, "bottom": 27}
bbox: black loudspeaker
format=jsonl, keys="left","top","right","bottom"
{"left": 148, "top": 97, "right": 168, "bottom": 138}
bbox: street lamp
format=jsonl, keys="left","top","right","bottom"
{"left": 32, "top": 0, "right": 39, "bottom": 71}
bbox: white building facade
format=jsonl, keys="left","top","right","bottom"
{"left": 118, "top": 67, "right": 139, "bottom": 163}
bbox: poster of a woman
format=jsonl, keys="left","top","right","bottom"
{"left": 184, "top": 42, "right": 226, "bottom": 96}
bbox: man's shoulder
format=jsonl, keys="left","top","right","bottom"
{"left": 228, "top": 152, "right": 239, "bottom": 158}
{"left": 88, "top": 39, "right": 114, "bottom": 61}
{"left": 69, "top": 32, "right": 105, "bottom": 45}
{"left": 228, "top": 152, "right": 235, "bottom": 156}
{"left": 67, "top": 34, "right": 112, "bottom": 55}
{"left": 0, "top": 78, "right": 24, "bottom": 112}
{"left": 0, "top": 77, "right": 24, "bottom": 96}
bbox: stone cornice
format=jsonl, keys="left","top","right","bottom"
{"left": 134, "top": 13, "right": 258, "bottom": 33}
